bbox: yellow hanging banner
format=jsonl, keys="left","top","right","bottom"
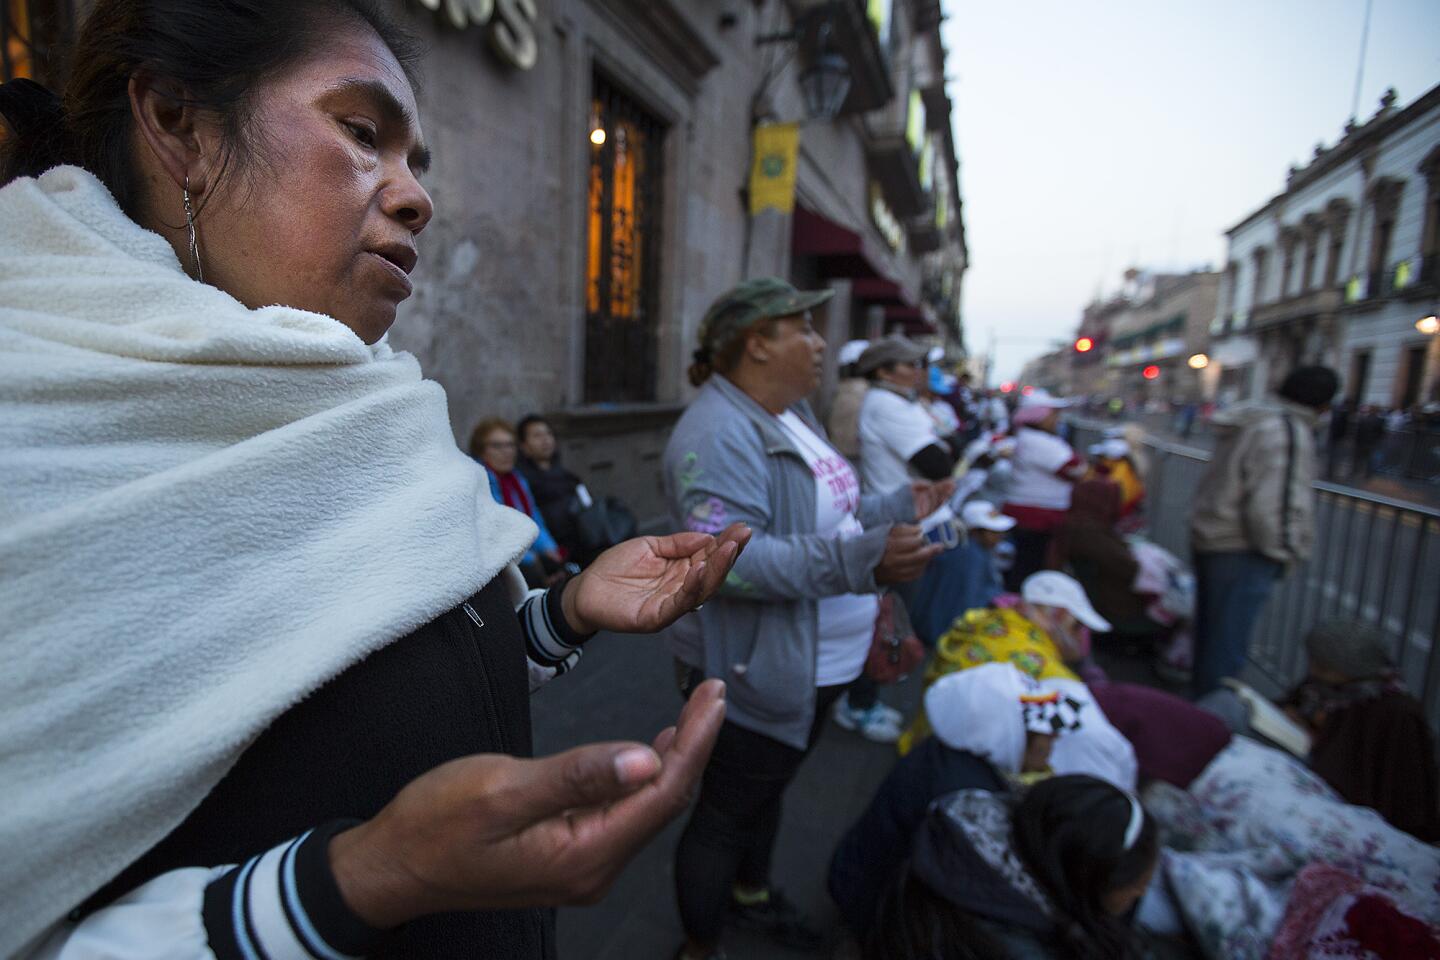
{"left": 748, "top": 122, "right": 800, "bottom": 215}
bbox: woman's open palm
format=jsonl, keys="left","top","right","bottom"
{"left": 562, "top": 523, "right": 751, "bottom": 635}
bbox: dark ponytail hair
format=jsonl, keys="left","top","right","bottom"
{"left": 0, "top": 0, "right": 421, "bottom": 215}
{"left": 1010, "top": 775, "right": 1158, "bottom": 960}
{"left": 687, "top": 317, "right": 779, "bottom": 387}
{"left": 862, "top": 869, "right": 1005, "bottom": 960}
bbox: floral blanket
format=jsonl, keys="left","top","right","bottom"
{"left": 1267, "top": 863, "right": 1440, "bottom": 959}
{"left": 1142, "top": 737, "right": 1440, "bottom": 960}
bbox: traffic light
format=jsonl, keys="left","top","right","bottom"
{"left": 1142, "top": 365, "right": 1161, "bottom": 380}
{"left": 1074, "top": 336, "right": 1094, "bottom": 353}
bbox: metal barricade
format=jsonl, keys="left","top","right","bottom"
{"left": 1070, "top": 419, "right": 1440, "bottom": 726}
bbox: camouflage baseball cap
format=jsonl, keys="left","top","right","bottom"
{"left": 697, "top": 276, "right": 834, "bottom": 358}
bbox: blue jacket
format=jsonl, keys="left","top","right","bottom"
{"left": 828, "top": 740, "right": 1006, "bottom": 936}
{"left": 908, "top": 538, "right": 1004, "bottom": 644}
{"left": 485, "top": 467, "right": 558, "bottom": 566}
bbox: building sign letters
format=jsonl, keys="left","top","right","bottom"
{"left": 413, "top": 0, "right": 540, "bottom": 70}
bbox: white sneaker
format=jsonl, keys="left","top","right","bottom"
{"left": 832, "top": 695, "right": 903, "bottom": 743}
{"left": 870, "top": 701, "right": 904, "bottom": 728}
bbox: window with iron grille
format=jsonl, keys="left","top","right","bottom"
{"left": 2, "top": 0, "right": 72, "bottom": 86}
{"left": 584, "top": 73, "right": 666, "bottom": 404}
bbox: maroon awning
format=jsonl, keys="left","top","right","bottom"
{"left": 884, "top": 305, "right": 936, "bottom": 336}
{"left": 792, "top": 206, "right": 880, "bottom": 280}
{"left": 852, "top": 276, "right": 907, "bottom": 305}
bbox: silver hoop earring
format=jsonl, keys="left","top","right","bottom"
{"left": 182, "top": 176, "right": 203, "bottom": 283}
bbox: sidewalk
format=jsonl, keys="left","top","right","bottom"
{"left": 530, "top": 631, "right": 921, "bottom": 960}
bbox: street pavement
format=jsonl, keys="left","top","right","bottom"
{"left": 530, "top": 630, "right": 922, "bottom": 960}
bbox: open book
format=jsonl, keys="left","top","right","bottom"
{"left": 1222, "top": 678, "right": 1312, "bottom": 758}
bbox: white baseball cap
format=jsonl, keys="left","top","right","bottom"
{"left": 837, "top": 339, "right": 870, "bottom": 366}
{"left": 927, "top": 345, "right": 946, "bottom": 364}
{"left": 1017, "top": 388, "right": 1075, "bottom": 410}
{"left": 1021, "top": 571, "right": 1112, "bottom": 632}
{"left": 961, "top": 500, "right": 1017, "bottom": 532}
{"left": 1088, "top": 438, "right": 1130, "bottom": 459}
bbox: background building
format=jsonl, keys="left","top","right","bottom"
{"left": 3, "top": 0, "right": 970, "bottom": 528}
{"left": 1103, "top": 270, "right": 1219, "bottom": 404}
{"left": 1024, "top": 267, "right": 1219, "bottom": 405}
{"left": 1211, "top": 85, "right": 1440, "bottom": 409}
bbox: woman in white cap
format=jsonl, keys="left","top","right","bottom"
{"left": 1002, "top": 389, "right": 1087, "bottom": 588}
{"left": 898, "top": 571, "right": 1113, "bottom": 753}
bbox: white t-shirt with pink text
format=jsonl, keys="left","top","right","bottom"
{"left": 776, "top": 411, "right": 879, "bottom": 687}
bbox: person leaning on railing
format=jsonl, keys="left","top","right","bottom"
{"left": 1188, "top": 365, "right": 1339, "bottom": 697}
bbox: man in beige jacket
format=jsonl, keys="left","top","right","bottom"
{"left": 1190, "top": 365, "right": 1338, "bottom": 695}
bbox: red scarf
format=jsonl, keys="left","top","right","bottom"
{"left": 495, "top": 470, "right": 535, "bottom": 517}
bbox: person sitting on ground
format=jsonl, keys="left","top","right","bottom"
{"left": 1085, "top": 434, "right": 1145, "bottom": 531}
{"left": 898, "top": 571, "right": 1113, "bottom": 753}
{"left": 472, "top": 417, "right": 568, "bottom": 586}
{"left": 1051, "top": 478, "right": 1159, "bottom": 640}
{"left": 826, "top": 338, "right": 870, "bottom": 466}
{"left": 514, "top": 413, "right": 586, "bottom": 559}
{"left": 864, "top": 775, "right": 1159, "bottom": 960}
{"left": 908, "top": 500, "right": 1014, "bottom": 645}
{"left": 829, "top": 664, "right": 1048, "bottom": 940}
{"left": 857, "top": 335, "right": 957, "bottom": 493}
{"left": 1282, "top": 620, "right": 1440, "bottom": 841}
{"left": 830, "top": 663, "right": 1140, "bottom": 939}
{"left": 1002, "top": 389, "right": 1086, "bottom": 589}
{"left": 1089, "top": 682, "right": 1232, "bottom": 789}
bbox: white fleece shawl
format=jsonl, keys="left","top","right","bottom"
{"left": 0, "top": 166, "right": 538, "bottom": 955}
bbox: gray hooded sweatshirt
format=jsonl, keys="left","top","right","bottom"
{"left": 663, "top": 375, "right": 914, "bottom": 749}
{"left": 1190, "top": 398, "right": 1320, "bottom": 565}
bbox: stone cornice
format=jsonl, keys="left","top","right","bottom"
{"left": 589, "top": 0, "right": 720, "bottom": 96}
{"left": 1225, "top": 83, "right": 1440, "bottom": 237}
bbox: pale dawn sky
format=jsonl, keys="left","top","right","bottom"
{"left": 941, "top": 0, "right": 1440, "bottom": 383}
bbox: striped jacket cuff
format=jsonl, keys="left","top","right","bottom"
{"left": 517, "top": 581, "right": 592, "bottom": 673}
{"left": 203, "top": 822, "right": 385, "bottom": 960}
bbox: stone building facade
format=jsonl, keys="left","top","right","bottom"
{"left": 4, "top": 0, "right": 970, "bottom": 527}
{"left": 1211, "top": 86, "right": 1440, "bottom": 409}
{"left": 1037, "top": 268, "right": 1219, "bottom": 404}
{"left": 1103, "top": 271, "right": 1219, "bottom": 404}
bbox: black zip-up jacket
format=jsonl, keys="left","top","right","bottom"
{"left": 83, "top": 577, "right": 559, "bottom": 959}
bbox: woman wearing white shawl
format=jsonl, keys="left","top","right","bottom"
{"left": 0, "top": 2, "right": 747, "bottom": 958}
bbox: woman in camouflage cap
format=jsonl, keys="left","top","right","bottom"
{"left": 664, "top": 277, "right": 952, "bottom": 959}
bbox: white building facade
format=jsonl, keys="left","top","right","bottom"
{"left": 1211, "top": 86, "right": 1440, "bottom": 409}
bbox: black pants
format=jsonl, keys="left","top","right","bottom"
{"left": 674, "top": 677, "right": 846, "bottom": 945}
{"left": 847, "top": 673, "right": 878, "bottom": 710}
